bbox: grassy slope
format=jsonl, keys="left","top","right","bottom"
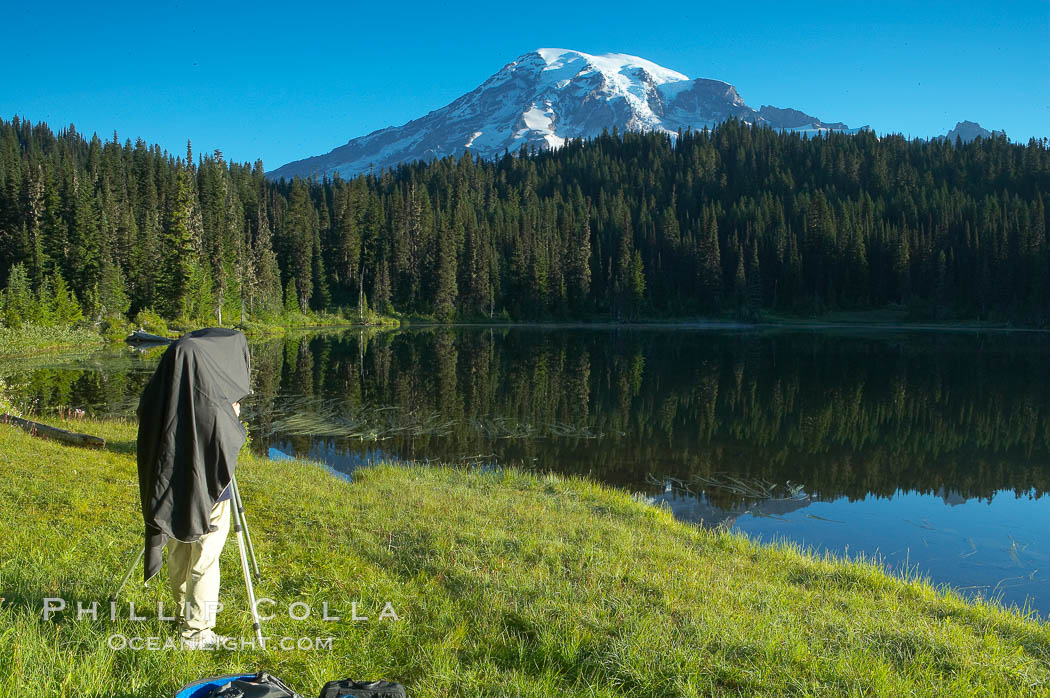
{"left": 0, "top": 419, "right": 1048, "bottom": 697}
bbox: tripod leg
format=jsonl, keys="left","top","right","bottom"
{"left": 233, "top": 508, "right": 265, "bottom": 648}
{"left": 231, "top": 476, "right": 261, "bottom": 581}
{"left": 109, "top": 546, "right": 145, "bottom": 603}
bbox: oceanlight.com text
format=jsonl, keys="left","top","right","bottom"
{"left": 106, "top": 633, "right": 336, "bottom": 651}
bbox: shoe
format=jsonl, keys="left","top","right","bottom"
{"left": 181, "top": 630, "right": 233, "bottom": 650}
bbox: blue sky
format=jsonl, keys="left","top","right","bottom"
{"left": 4, "top": 1, "right": 1047, "bottom": 169}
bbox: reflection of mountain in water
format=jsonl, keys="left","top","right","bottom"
{"left": 936, "top": 487, "right": 968, "bottom": 507}
{"left": 270, "top": 441, "right": 402, "bottom": 478}
{"left": 647, "top": 485, "right": 814, "bottom": 527}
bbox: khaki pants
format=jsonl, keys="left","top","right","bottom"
{"left": 167, "top": 500, "right": 231, "bottom": 639}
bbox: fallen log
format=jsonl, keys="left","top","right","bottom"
{"left": 125, "top": 329, "right": 174, "bottom": 345}
{"left": 0, "top": 414, "right": 106, "bottom": 449}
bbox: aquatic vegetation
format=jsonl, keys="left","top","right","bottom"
{"left": 265, "top": 396, "right": 602, "bottom": 444}
{"left": 651, "top": 472, "right": 809, "bottom": 504}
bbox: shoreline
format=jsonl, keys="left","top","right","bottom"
{"left": 391, "top": 318, "right": 1050, "bottom": 334}
{"left": 2, "top": 313, "right": 1046, "bottom": 361}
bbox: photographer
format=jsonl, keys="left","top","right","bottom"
{"left": 136, "top": 329, "right": 251, "bottom": 650}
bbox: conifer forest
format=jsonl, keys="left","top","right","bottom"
{"left": 1, "top": 115, "right": 1047, "bottom": 327}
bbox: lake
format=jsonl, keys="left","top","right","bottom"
{"left": 4, "top": 325, "right": 1048, "bottom": 618}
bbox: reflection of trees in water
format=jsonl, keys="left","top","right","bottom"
{"left": 253, "top": 329, "right": 1050, "bottom": 502}
{"left": 1, "top": 354, "right": 155, "bottom": 417}
{"left": 11, "top": 330, "right": 1048, "bottom": 503}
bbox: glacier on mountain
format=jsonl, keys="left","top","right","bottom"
{"left": 268, "top": 48, "right": 864, "bottom": 180}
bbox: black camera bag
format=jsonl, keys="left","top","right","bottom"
{"left": 318, "top": 679, "right": 406, "bottom": 698}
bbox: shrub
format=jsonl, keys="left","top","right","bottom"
{"left": 98, "top": 313, "right": 134, "bottom": 342}
{"left": 133, "top": 308, "right": 169, "bottom": 335}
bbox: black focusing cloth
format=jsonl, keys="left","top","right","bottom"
{"left": 136, "top": 328, "right": 251, "bottom": 582}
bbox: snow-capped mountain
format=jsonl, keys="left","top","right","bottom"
{"left": 268, "top": 48, "right": 864, "bottom": 179}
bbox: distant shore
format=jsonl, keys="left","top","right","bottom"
{"left": 3, "top": 307, "right": 1046, "bottom": 362}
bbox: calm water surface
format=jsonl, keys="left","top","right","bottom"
{"left": 4, "top": 326, "right": 1048, "bottom": 617}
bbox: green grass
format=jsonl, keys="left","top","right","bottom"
{"left": 0, "top": 310, "right": 402, "bottom": 360}
{"left": 1, "top": 419, "right": 1048, "bottom": 697}
{"left": 147, "top": 310, "right": 399, "bottom": 339}
{"left": 0, "top": 325, "right": 105, "bottom": 359}
{"left": 276, "top": 309, "right": 401, "bottom": 330}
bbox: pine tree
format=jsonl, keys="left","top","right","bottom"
{"left": 248, "top": 200, "right": 281, "bottom": 317}
{"left": 568, "top": 207, "right": 592, "bottom": 313}
{"left": 159, "top": 168, "right": 201, "bottom": 319}
{"left": 69, "top": 173, "right": 102, "bottom": 303}
{"left": 1, "top": 263, "right": 33, "bottom": 328}
{"left": 746, "top": 239, "right": 762, "bottom": 316}
{"left": 334, "top": 185, "right": 361, "bottom": 304}
{"left": 733, "top": 242, "right": 747, "bottom": 311}
{"left": 48, "top": 272, "right": 84, "bottom": 327}
{"left": 433, "top": 213, "right": 458, "bottom": 321}
{"left": 311, "top": 230, "right": 331, "bottom": 311}
{"left": 284, "top": 179, "right": 315, "bottom": 311}
{"left": 283, "top": 276, "right": 301, "bottom": 315}
{"left": 628, "top": 249, "right": 646, "bottom": 319}
{"left": 40, "top": 171, "right": 66, "bottom": 277}
{"left": 96, "top": 257, "right": 131, "bottom": 318}
{"left": 696, "top": 207, "right": 722, "bottom": 310}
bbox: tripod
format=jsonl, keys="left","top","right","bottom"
{"left": 111, "top": 475, "right": 265, "bottom": 646}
